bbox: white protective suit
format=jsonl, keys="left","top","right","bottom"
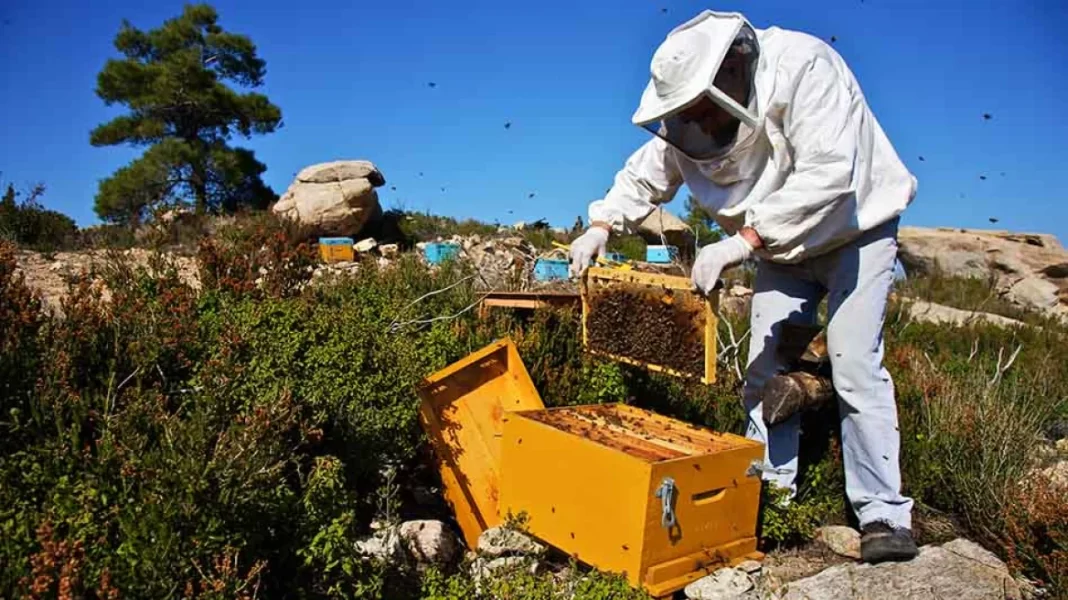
{"left": 589, "top": 11, "right": 916, "bottom": 263}
{"left": 589, "top": 11, "right": 917, "bottom": 530}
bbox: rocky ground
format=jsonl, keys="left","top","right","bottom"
{"left": 353, "top": 516, "right": 1041, "bottom": 599}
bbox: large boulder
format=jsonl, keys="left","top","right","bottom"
{"left": 778, "top": 538, "right": 1020, "bottom": 599}
{"left": 272, "top": 160, "right": 385, "bottom": 236}
{"left": 897, "top": 227, "right": 1068, "bottom": 319}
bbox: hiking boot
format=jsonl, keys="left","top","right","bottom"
{"left": 861, "top": 521, "right": 918, "bottom": 563}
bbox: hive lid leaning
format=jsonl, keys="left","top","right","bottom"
{"left": 416, "top": 339, "right": 546, "bottom": 548}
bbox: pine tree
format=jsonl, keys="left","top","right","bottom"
{"left": 91, "top": 4, "right": 282, "bottom": 223}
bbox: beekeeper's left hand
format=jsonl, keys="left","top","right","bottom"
{"left": 691, "top": 233, "right": 754, "bottom": 294}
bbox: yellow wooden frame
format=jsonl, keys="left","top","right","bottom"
{"left": 582, "top": 267, "right": 718, "bottom": 384}
{"left": 416, "top": 338, "right": 546, "bottom": 549}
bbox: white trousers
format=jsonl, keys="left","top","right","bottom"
{"left": 743, "top": 218, "right": 913, "bottom": 529}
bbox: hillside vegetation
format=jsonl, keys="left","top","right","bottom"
{"left": 1, "top": 214, "right": 1066, "bottom": 598}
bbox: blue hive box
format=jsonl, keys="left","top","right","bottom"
{"left": 603, "top": 251, "right": 626, "bottom": 263}
{"left": 533, "top": 258, "right": 570, "bottom": 282}
{"left": 319, "top": 237, "right": 354, "bottom": 246}
{"left": 423, "top": 242, "right": 460, "bottom": 265}
{"left": 645, "top": 245, "right": 679, "bottom": 264}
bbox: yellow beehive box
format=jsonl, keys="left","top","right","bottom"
{"left": 500, "top": 403, "right": 764, "bottom": 597}
{"left": 582, "top": 267, "right": 718, "bottom": 384}
{"left": 416, "top": 339, "right": 545, "bottom": 549}
{"left": 318, "top": 237, "right": 355, "bottom": 263}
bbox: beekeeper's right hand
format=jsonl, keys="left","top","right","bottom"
{"left": 568, "top": 226, "right": 610, "bottom": 278}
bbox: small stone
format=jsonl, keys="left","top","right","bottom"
{"left": 470, "top": 555, "right": 538, "bottom": 582}
{"left": 399, "top": 519, "right": 460, "bottom": 567}
{"left": 728, "top": 285, "right": 753, "bottom": 298}
{"left": 1056, "top": 438, "right": 1068, "bottom": 453}
{"left": 354, "top": 526, "right": 403, "bottom": 562}
{"left": 477, "top": 526, "right": 546, "bottom": 558}
{"left": 736, "top": 559, "right": 763, "bottom": 575}
{"left": 355, "top": 238, "right": 377, "bottom": 253}
{"left": 684, "top": 568, "right": 754, "bottom": 600}
{"left": 816, "top": 525, "right": 862, "bottom": 559}
{"left": 1042, "top": 460, "right": 1068, "bottom": 487}
{"left": 379, "top": 243, "right": 399, "bottom": 258}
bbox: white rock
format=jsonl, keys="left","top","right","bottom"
{"left": 728, "top": 284, "right": 753, "bottom": 298}
{"left": 736, "top": 559, "right": 763, "bottom": 575}
{"left": 296, "top": 160, "right": 382, "bottom": 184}
{"left": 780, "top": 538, "right": 1020, "bottom": 600}
{"left": 816, "top": 525, "right": 862, "bottom": 559}
{"left": 903, "top": 299, "right": 1028, "bottom": 329}
{"left": 379, "top": 243, "right": 399, "bottom": 258}
{"left": 684, "top": 568, "right": 754, "bottom": 600}
{"left": 470, "top": 556, "right": 538, "bottom": 582}
{"left": 354, "top": 527, "right": 403, "bottom": 562}
{"left": 477, "top": 526, "right": 546, "bottom": 558}
{"left": 1042, "top": 460, "right": 1068, "bottom": 488}
{"left": 272, "top": 160, "right": 384, "bottom": 237}
{"left": 355, "top": 238, "right": 377, "bottom": 253}
{"left": 897, "top": 226, "right": 1068, "bottom": 319}
{"left": 399, "top": 520, "right": 460, "bottom": 567}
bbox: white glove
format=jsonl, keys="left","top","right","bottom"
{"left": 568, "top": 227, "right": 609, "bottom": 277}
{"left": 691, "top": 233, "right": 753, "bottom": 294}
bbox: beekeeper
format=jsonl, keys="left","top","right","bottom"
{"left": 569, "top": 11, "right": 918, "bottom": 563}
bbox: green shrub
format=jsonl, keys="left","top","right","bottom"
{"left": 421, "top": 561, "right": 651, "bottom": 600}
{"left": 895, "top": 269, "right": 1040, "bottom": 323}
{"left": 606, "top": 234, "right": 647, "bottom": 262}
{"left": 4, "top": 219, "right": 1067, "bottom": 598}
{"left": 0, "top": 183, "right": 78, "bottom": 251}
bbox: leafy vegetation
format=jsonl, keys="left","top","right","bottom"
{"left": 1, "top": 211, "right": 1066, "bottom": 597}
{"left": 90, "top": 4, "right": 282, "bottom": 223}
{"left": 0, "top": 183, "right": 78, "bottom": 252}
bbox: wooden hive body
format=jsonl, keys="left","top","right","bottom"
{"left": 500, "top": 404, "right": 763, "bottom": 597}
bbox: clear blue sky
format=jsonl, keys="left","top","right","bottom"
{"left": 2, "top": 0, "right": 1067, "bottom": 242}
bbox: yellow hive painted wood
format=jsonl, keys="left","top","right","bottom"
{"left": 500, "top": 404, "right": 764, "bottom": 597}
{"left": 416, "top": 339, "right": 545, "bottom": 549}
{"left": 582, "top": 267, "right": 718, "bottom": 384}
{"left": 319, "top": 243, "right": 355, "bottom": 263}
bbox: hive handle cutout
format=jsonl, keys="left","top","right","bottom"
{"left": 691, "top": 487, "right": 727, "bottom": 506}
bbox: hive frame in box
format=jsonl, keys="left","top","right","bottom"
{"left": 582, "top": 267, "right": 718, "bottom": 384}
